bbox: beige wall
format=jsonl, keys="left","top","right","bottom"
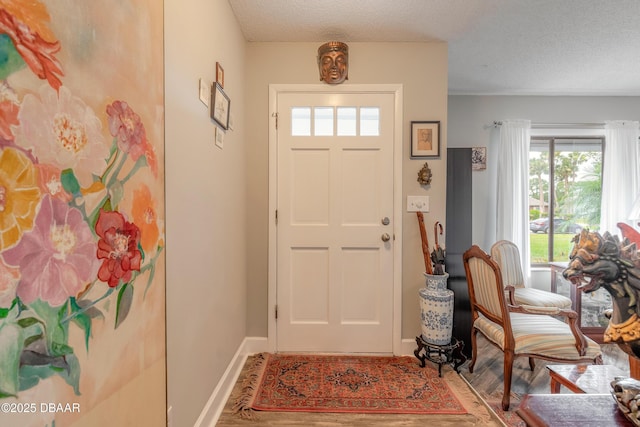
{"left": 245, "top": 42, "right": 449, "bottom": 341}
{"left": 164, "top": 4, "right": 449, "bottom": 420}
{"left": 165, "top": 0, "right": 247, "bottom": 426}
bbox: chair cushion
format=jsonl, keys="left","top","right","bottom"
{"left": 514, "top": 288, "right": 572, "bottom": 309}
{"left": 475, "top": 312, "right": 601, "bottom": 360}
{"left": 491, "top": 241, "right": 526, "bottom": 288}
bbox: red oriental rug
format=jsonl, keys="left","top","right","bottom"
{"left": 480, "top": 391, "right": 526, "bottom": 427}
{"left": 233, "top": 353, "right": 481, "bottom": 417}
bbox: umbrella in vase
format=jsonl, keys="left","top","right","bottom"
{"left": 431, "top": 221, "right": 445, "bottom": 275}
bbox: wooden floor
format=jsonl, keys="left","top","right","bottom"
{"left": 216, "top": 335, "right": 630, "bottom": 426}
{"left": 460, "top": 334, "right": 629, "bottom": 398}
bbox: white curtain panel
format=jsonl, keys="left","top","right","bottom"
{"left": 601, "top": 120, "right": 640, "bottom": 235}
{"left": 496, "top": 119, "right": 531, "bottom": 281}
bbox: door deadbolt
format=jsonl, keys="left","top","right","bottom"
{"left": 381, "top": 217, "right": 390, "bottom": 225}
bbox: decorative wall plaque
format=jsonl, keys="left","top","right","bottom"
{"left": 317, "top": 41, "right": 349, "bottom": 85}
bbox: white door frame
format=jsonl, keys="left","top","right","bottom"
{"left": 267, "top": 84, "right": 403, "bottom": 354}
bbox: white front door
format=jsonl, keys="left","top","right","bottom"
{"left": 275, "top": 90, "right": 396, "bottom": 353}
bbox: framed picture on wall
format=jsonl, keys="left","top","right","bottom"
{"left": 215, "top": 126, "right": 224, "bottom": 149}
{"left": 210, "top": 82, "right": 230, "bottom": 129}
{"left": 216, "top": 61, "right": 224, "bottom": 88}
{"left": 411, "top": 121, "right": 440, "bottom": 158}
{"left": 471, "top": 147, "right": 487, "bottom": 170}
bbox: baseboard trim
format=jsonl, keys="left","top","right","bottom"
{"left": 400, "top": 338, "right": 417, "bottom": 356}
{"left": 195, "top": 337, "right": 414, "bottom": 426}
{"left": 194, "top": 337, "right": 268, "bottom": 427}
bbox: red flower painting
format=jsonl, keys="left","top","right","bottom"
{"left": 95, "top": 209, "right": 142, "bottom": 288}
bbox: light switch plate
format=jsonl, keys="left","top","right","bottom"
{"left": 407, "top": 195, "right": 429, "bottom": 212}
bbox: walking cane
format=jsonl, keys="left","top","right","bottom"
{"left": 416, "top": 212, "right": 433, "bottom": 274}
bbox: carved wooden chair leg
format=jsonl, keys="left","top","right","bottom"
{"left": 469, "top": 328, "right": 478, "bottom": 373}
{"left": 502, "top": 350, "right": 515, "bottom": 411}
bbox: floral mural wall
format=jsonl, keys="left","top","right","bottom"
{"left": 0, "top": 1, "right": 165, "bottom": 426}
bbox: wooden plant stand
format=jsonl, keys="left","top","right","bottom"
{"left": 414, "top": 335, "right": 467, "bottom": 377}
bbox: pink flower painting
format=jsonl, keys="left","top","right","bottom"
{"left": 107, "top": 100, "right": 149, "bottom": 162}
{"left": 3, "top": 195, "right": 100, "bottom": 306}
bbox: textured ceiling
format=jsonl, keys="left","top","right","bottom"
{"left": 228, "top": 0, "right": 640, "bottom": 95}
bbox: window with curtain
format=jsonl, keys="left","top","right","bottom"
{"left": 529, "top": 137, "right": 603, "bottom": 265}
{"left": 601, "top": 121, "right": 640, "bottom": 234}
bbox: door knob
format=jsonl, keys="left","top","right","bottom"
{"left": 381, "top": 233, "right": 391, "bottom": 242}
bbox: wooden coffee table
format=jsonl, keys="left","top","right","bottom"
{"left": 546, "top": 364, "right": 627, "bottom": 394}
{"left": 517, "top": 393, "right": 633, "bottom": 426}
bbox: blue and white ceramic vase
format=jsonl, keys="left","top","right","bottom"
{"left": 419, "top": 272, "right": 454, "bottom": 345}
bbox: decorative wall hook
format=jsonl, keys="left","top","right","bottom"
{"left": 417, "top": 162, "right": 432, "bottom": 186}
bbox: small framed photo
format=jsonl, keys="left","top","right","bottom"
{"left": 215, "top": 126, "right": 224, "bottom": 149}
{"left": 472, "top": 147, "right": 487, "bottom": 170}
{"left": 411, "top": 121, "right": 440, "bottom": 158}
{"left": 210, "top": 82, "right": 230, "bottom": 130}
{"left": 216, "top": 62, "right": 224, "bottom": 88}
{"left": 198, "top": 78, "right": 209, "bottom": 107}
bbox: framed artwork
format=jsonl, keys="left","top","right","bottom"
{"left": 216, "top": 61, "right": 224, "bottom": 88}
{"left": 411, "top": 121, "right": 440, "bottom": 158}
{"left": 199, "top": 78, "right": 209, "bottom": 107}
{"left": 472, "top": 147, "right": 487, "bottom": 170}
{"left": 0, "top": 1, "right": 166, "bottom": 425}
{"left": 211, "top": 82, "right": 230, "bottom": 129}
{"left": 215, "top": 126, "right": 224, "bottom": 149}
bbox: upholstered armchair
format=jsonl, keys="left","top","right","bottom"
{"left": 490, "top": 239, "right": 572, "bottom": 309}
{"left": 463, "top": 245, "right": 602, "bottom": 410}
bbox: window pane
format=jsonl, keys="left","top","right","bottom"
{"left": 314, "top": 107, "right": 334, "bottom": 136}
{"left": 337, "top": 107, "right": 356, "bottom": 136}
{"left": 551, "top": 139, "right": 602, "bottom": 262}
{"left": 360, "top": 107, "right": 379, "bottom": 136}
{"left": 291, "top": 107, "right": 311, "bottom": 136}
{"left": 529, "top": 137, "right": 602, "bottom": 265}
{"left": 529, "top": 140, "right": 550, "bottom": 264}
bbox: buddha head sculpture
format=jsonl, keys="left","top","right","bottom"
{"left": 317, "top": 41, "right": 349, "bottom": 84}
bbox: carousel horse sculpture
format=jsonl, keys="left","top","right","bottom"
{"left": 563, "top": 225, "right": 640, "bottom": 425}
{"left": 563, "top": 227, "right": 640, "bottom": 359}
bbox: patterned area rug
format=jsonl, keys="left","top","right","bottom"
{"left": 479, "top": 390, "right": 526, "bottom": 427}
{"left": 487, "top": 401, "right": 526, "bottom": 427}
{"left": 233, "top": 353, "right": 492, "bottom": 418}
